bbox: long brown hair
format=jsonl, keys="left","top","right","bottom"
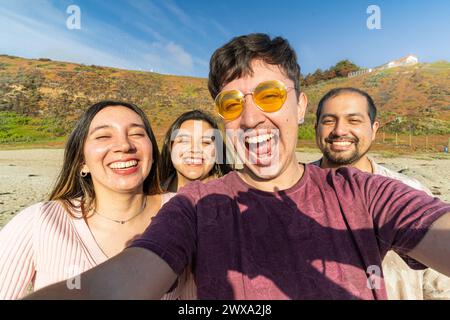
{"left": 49, "top": 101, "right": 162, "bottom": 217}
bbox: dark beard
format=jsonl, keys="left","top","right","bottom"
{"left": 322, "top": 135, "right": 363, "bottom": 166}
{"left": 323, "top": 148, "right": 361, "bottom": 166}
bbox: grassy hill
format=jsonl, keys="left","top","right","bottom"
{"left": 302, "top": 61, "right": 450, "bottom": 138}
{"left": 0, "top": 54, "right": 214, "bottom": 145}
{"left": 0, "top": 54, "right": 449, "bottom": 147}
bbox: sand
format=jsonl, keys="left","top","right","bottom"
{"left": 0, "top": 149, "right": 64, "bottom": 227}
{"left": 0, "top": 149, "right": 449, "bottom": 228}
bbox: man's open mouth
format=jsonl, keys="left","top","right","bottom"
{"left": 245, "top": 133, "right": 274, "bottom": 156}
{"left": 242, "top": 130, "right": 279, "bottom": 166}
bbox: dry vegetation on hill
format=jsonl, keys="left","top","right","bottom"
{"left": 303, "top": 61, "right": 450, "bottom": 135}
{"left": 0, "top": 55, "right": 449, "bottom": 147}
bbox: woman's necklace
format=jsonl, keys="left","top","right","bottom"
{"left": 93, "top": 196, "right": 147, "bottom": 225}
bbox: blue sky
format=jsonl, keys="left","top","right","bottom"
{"left": 0, "top": 0, "right": 449, "bottom": 77}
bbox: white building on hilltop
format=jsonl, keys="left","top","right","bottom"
{"left": 347, "top": 55, "right": 419, "bottom": 78}
{"left": 384, "top": 55, "right": 419, "bottom": 69}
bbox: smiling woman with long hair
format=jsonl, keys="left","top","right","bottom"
{"left": 0, "top": 101, "right": 193, "bottom": 299}
{"left": 160, "top": 110, "right": 231, "bottom": 192}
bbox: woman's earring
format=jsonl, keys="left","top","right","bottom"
{"left": 80, "top": 171, "right": 88, "bottom": 177}
{"left": 298, "top": 118, "right": 304, "bottom": 125}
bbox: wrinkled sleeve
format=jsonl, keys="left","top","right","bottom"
{"left": 355, "top": 172, "right": 450, "bottom": 259}
{"left": 423, "top": 268, "right": 450, "bottom": 300}
{"left": 128, "top": 185, "right": 199, "bottom": 276}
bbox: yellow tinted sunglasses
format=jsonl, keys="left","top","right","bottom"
{"left": 215, "top": 80, "right": 294, "bottom": 121}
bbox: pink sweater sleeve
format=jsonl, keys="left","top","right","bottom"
{"left": 0, "top": 204, "right": 38, "bottom": 299}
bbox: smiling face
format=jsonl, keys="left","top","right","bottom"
{"left": 315, "top": 92, "right": 379, "bottom": 167}
{"left": 222, "top": 60, "right": 307, "bottom": 182}
{"left": 170, "top": 119, "right": 216, "bottom": 183}
{"left": 81, "top": 106, "right": 153, "bottom": 194}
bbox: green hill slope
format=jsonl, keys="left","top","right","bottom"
{"left": 302, "top": 61, "right": 450, "bottom": 136}
{"left": 0, "top": 54, "right": 449, "bottom": 146}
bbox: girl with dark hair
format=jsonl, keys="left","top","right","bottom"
{"left": 0, "top": 101, "right": 194, "bottom": 299}
{"left": 160, "top": 110, "right": 231, "bottom": 192}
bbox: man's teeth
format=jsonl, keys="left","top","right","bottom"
{"left": 332, "top": 141, "right": 352, "bottom": 146}
{"left": 109, "top": 160, "right": 138, "bottom": 169}
{"left": 245, "top": 133, "right": 274, "bottom": 144}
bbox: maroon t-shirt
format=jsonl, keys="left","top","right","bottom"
{"left": 130, "top": 164, "right": 450, "bottom": 299}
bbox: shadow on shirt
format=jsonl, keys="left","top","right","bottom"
{"left": 136, "top": 169, "right": 448, "bottom": 300}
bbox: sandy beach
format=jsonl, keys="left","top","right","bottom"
{"left": 0, "top": 148, "right": 449, "bottom": 228}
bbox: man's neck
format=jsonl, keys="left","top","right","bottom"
{"left": 320, "top": 156, "right": 373, "bottom": 174}
{"left": 238, "top": 156, "right": 305, "bottom": 192}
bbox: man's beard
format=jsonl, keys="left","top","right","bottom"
{"left": 322, "top": 135, "right": 368, "bottom": 166}
{"left": 323, "top": 148, "right": 362, "bottom": 166}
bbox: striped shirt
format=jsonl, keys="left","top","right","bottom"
{"left": 0, "top": 194, "right": 197, "bottom": 299}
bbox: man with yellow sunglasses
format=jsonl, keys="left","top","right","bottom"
{"left": 28, "top": 33, "right": 450, "bottom": 300}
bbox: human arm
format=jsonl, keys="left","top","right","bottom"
{"left": 0, "top": 205, "right": 37, "bottom": 299}
{"left": 26, "top": 191, "right": 199, "bottom": 300}
{"left": 25, "top": 247, "right": 177, "bottom": 299}
{"left": 408, "top": 213, "right": 450, "bottom": 279}
{"left": 347, "top": 169, "right": 450, "bottom": 274}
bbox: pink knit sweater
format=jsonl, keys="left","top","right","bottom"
{"left": 0, "top": 195, "right": 197, "bottom": 299}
